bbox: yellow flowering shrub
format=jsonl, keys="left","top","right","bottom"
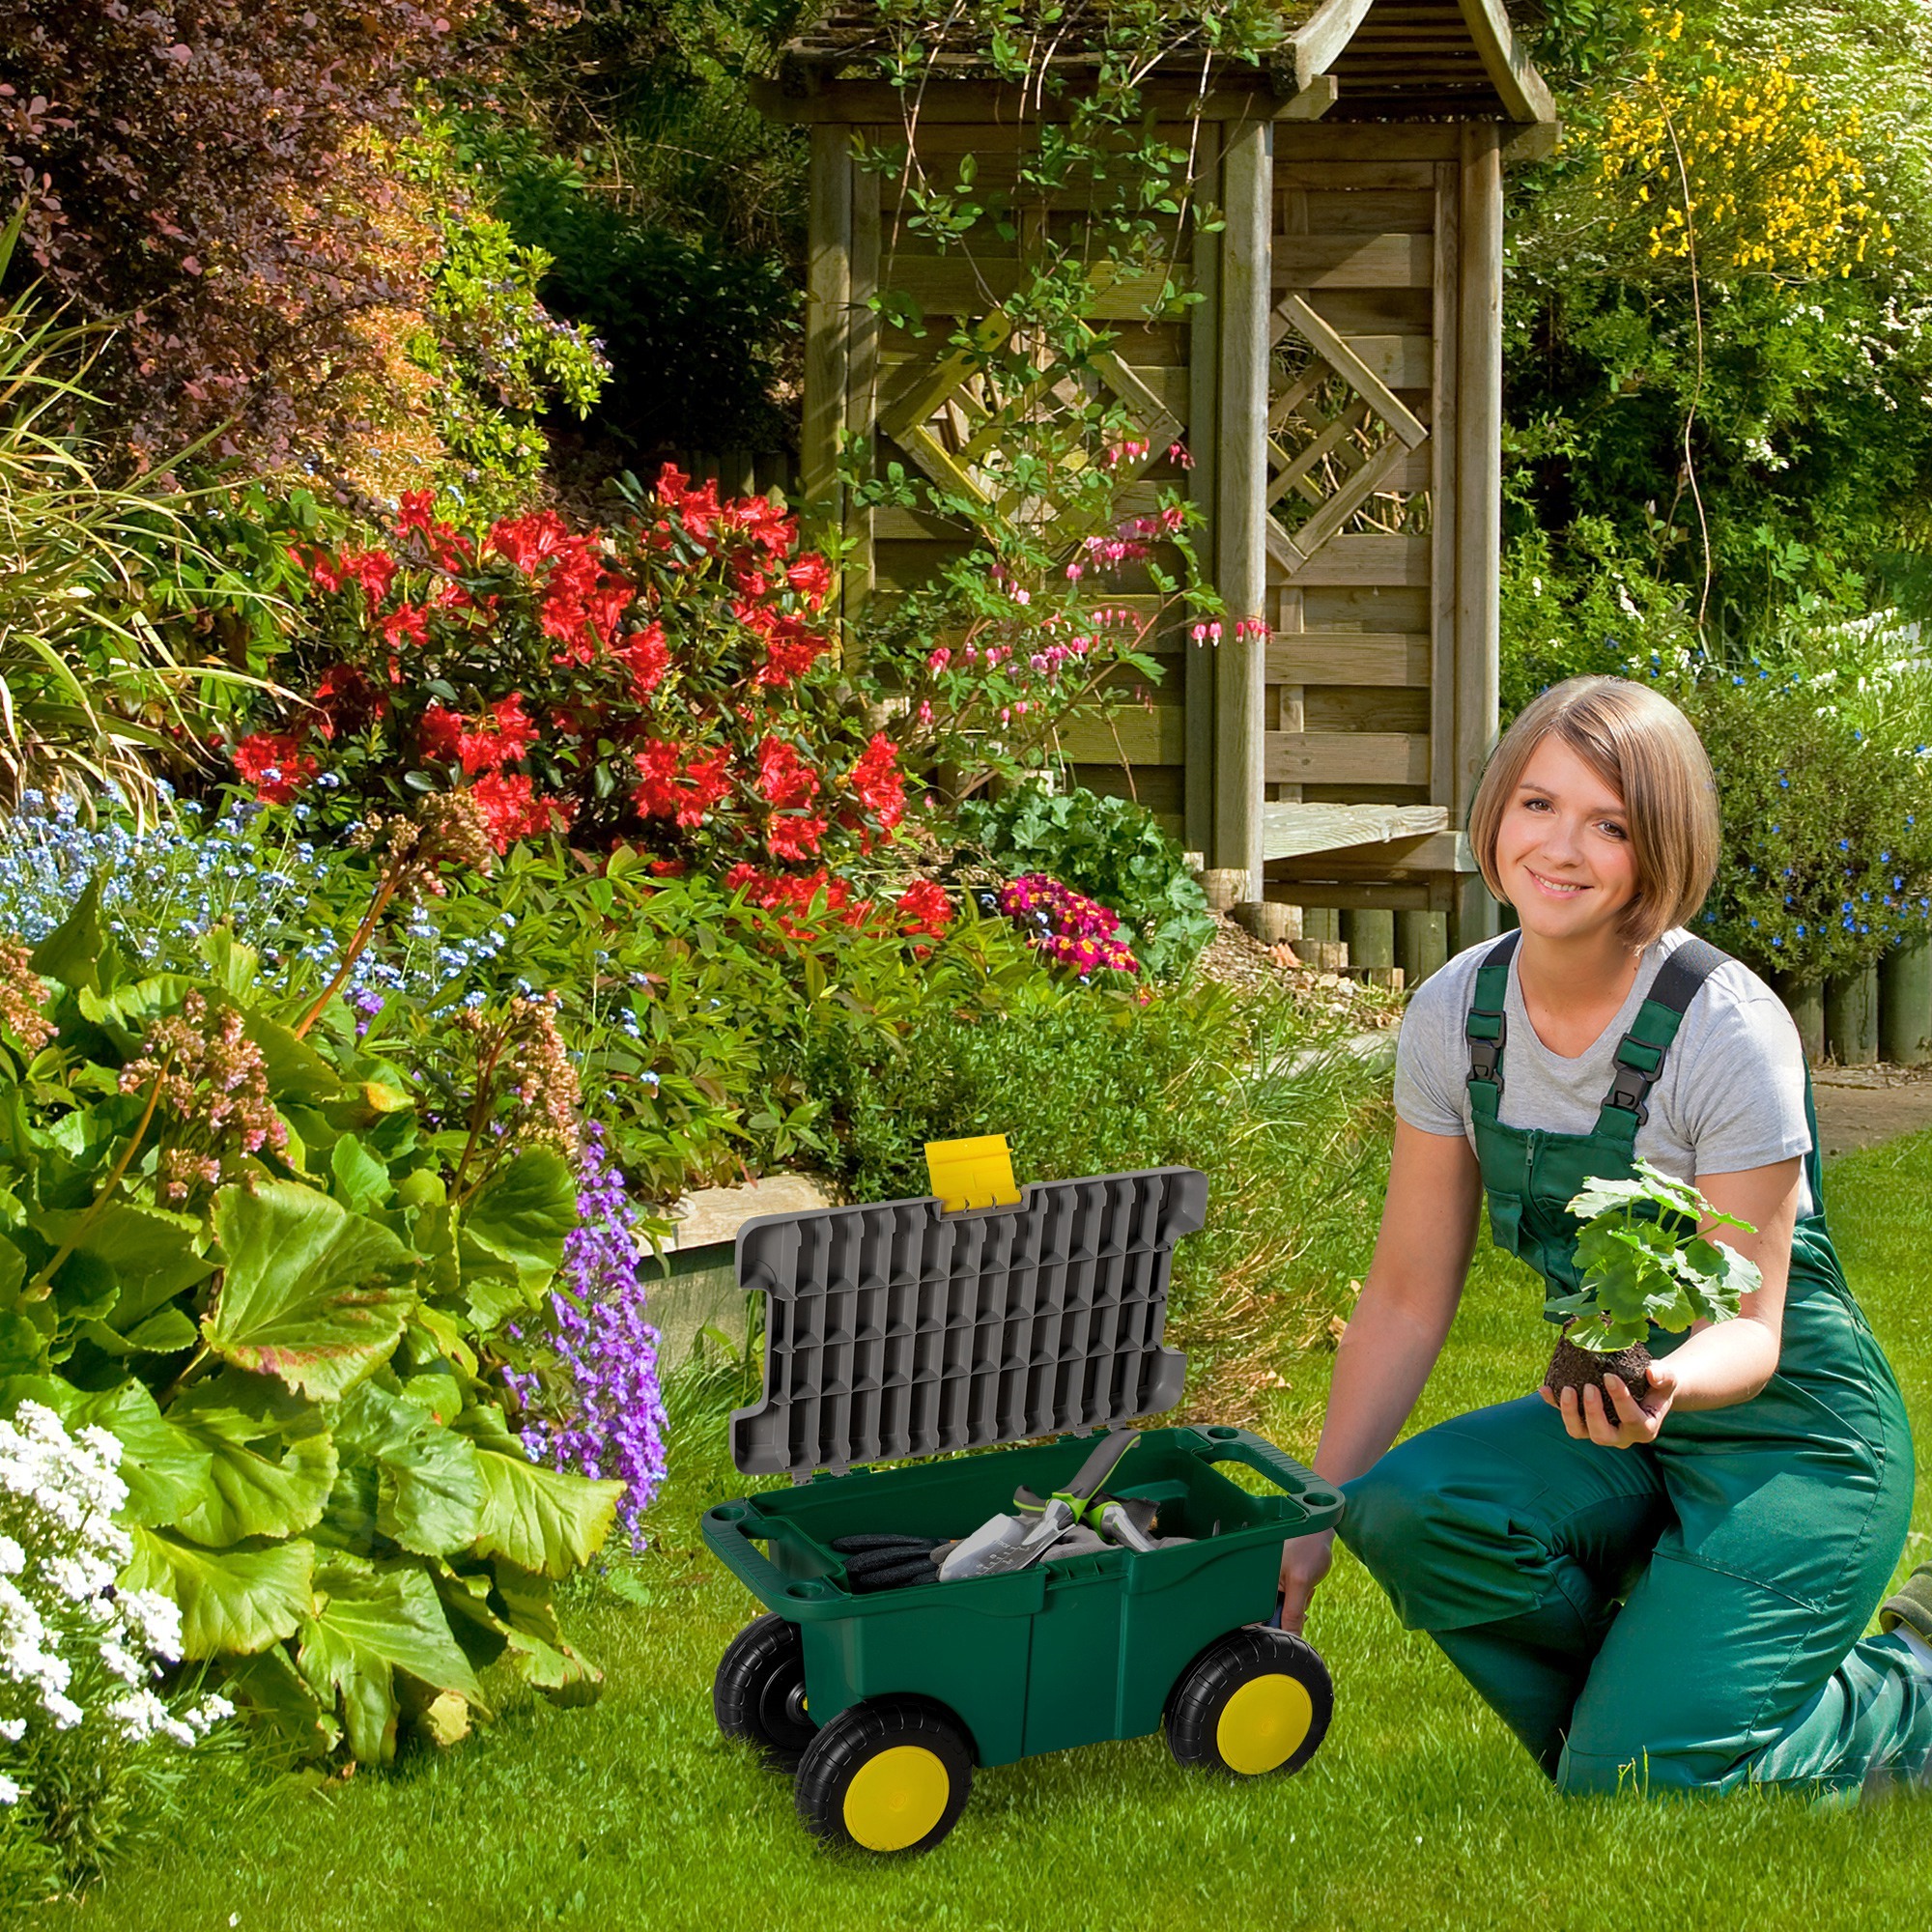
{"left": 1593, "top": 8, "right": 1892, "bottom": 280}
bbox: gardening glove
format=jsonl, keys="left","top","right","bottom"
{"left": 830, "top": 1533, "right": 947, "bottom": 1594}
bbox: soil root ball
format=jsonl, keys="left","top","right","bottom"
{"left": 1545, "top": 1334, "right": 1660, "bottom": 1417}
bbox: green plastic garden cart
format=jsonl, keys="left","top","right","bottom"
{"left": 700, "top": 1165, "right": 1343, "bottom": 1854}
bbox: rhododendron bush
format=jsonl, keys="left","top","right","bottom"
{"left": 229, "top": 469, "right": 905, "bottom": 870}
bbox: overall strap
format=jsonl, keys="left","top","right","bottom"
{"left": 1593, "top": 935, "right": 1730, "bottom": 1145}
{"left": 1464, "top": 929, "right": 1521, "bottom": 1124}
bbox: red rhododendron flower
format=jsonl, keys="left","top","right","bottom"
{"left": 755, "top": 735, "right": 819, "bottom": 811}
{"left": 632, "top": 741, "right": 733, "bottom": 828}
{"left": 311, "top": 664, "right": 387, "bottom": 741}
{"left": 469, "top": 773, "right": 576, "bottom": 853}
{"left": 848, "top": 733, "right": 906, "bottom": 829}
{"left": 766, "top": 812, "right": 827, "bottom": 863}
{"left": 340, "top": 549, "right": 397, "bottom": 603}
{"left": 396, "top": 491, "right": 437, "bottom": 535}
{"left": 720, "top": 494, "right": 797, "bottom": 556}
{"left": 785, "top": 554, "right": 833, "bottom": 607}
{"left": 490, "top": 510, "right": 573, "bottom": 576}
{"left": 458, "top": 694, "right": 540, "bottom": 776}
{"left": 233, "top": 730, "right": 317, "bottom": 804}
{"left": 895, "top": 879, "right": 953, "bottom": 938}
{"left": 380, "top": 602, "right": 430, "bottom": 649}
{"left": 754, "top": 613, "right": 831, "bottom": 688}
{"left": 612, "top": 623, "right": 669, "bottom": 699}
{"left": 419, "top": 704, "right": 467, "bottom": 764}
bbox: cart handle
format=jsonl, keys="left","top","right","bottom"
{"left": 701, "top": 1499, "right": 810, "bottom": 1607}
{"left": 1188, "top": 1427, "right": 1345, "bottom": 1530}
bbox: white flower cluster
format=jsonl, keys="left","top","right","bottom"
{"left": 0, "top": 1404, "right": 230, "bottom": 1811}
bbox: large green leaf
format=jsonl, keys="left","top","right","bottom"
{"left": 53, "top": 1379, "right": 213, "bottom": 1526}
{"left": 461, "top": 1149, "right": 576, "bottom": 1288}
{"left": 336, "top": 1380, "right": 482, "bottom": 1558}
{"left": 165, "top": 1407, "right": 338, "bottom": 1548}
{"left": 494, "top": 1558, "right": 603, "bottom": 1706}
{"left": 296, "top": 1558, "right": 484, "bottom": 1764}
{"left": 125, "top": 1528, "right": 314, "bottom": 1659}
{"left": 220, "top": 1642, "right": 338, "bottom": 1758}
{"left": 206, "top": 1181, "right": 417, "bottom": 1399}
{"left": 28, "top": 874, "right": 109, "bottom": 993}
{"left": 457, "top": 1406, "right": 622, "bottom": 1579}
{"left": 242, "top": 1009, "right": 343, "bottom": 1107}
{"left": 24, "top": 1200, "right": 213, "bottom": 1330}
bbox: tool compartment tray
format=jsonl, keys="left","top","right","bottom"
{"left": 701, "top": 1423, "right": 1342, "bottom": 1766}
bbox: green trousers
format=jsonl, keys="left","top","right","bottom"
{"left": 1341, "top": 1317, "right": 1929, "bottom": 1795}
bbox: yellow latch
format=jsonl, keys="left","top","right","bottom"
{"left": 924, "top": 1135, "right": 1020, "bottom": 1212}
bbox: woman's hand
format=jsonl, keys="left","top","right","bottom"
{"left": 1539, "top": 1359, "right": 1678, "bottom": 1447}
{"left": 1277, "top": 1529, "right": 1335, "bottom": 1635}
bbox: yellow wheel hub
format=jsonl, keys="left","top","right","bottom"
{"left": 841, "top": 1745, "right": 952, "bottom": 1852}
{"left": 1215, "top": 1674, "right": 1314, "bottom": 1776}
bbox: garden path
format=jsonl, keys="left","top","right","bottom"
{"left": 1811, "top": 1065, "right": 1932, "bottom": 1157}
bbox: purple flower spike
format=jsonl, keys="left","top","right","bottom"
{"left": 519, "top": 1122, "right": 668, "bottom": 1548}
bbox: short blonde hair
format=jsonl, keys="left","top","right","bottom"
{"left": 1468, "top": 675, "right": 1719, "bottom": 951}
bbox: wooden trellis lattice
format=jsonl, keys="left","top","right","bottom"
{"left": 1263, "top": 291, "right": 1430, "bottom": 579}
{"left": 875, "top": 311, "right": 1183, "bottom": 522}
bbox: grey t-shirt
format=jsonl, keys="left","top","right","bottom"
{"left": 1394, "top": 927, "right": 1815, "bottom": 1217}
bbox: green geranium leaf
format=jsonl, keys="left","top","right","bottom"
{"left": 206, "top": 1181, "right": 417, "bottom": 1399}
{"left": 297, "top": 1558, "right": 484, "bottom": 1765}
{"left": 457, "top": 1406, "right": 622, "bottom": 1579}
{"left": 125, "top": 1527, "right": 314, "bottom": 1659}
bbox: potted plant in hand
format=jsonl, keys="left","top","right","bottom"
{"left": 1545, "top": 1159, "right": 1763, "bottom": 1416}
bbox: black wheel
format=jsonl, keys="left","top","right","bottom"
{"left": 713, "top": 1614, "right": 817, "bottom": 1771}
{"left": 794, "top": 1697, "right": 974, "bottom": 1855}
{"left": 1164, "top": 1627, "right": 1333, "bottom": 1777}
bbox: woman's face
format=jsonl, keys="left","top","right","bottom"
{"left": 1493, "top": 734, "right": 1639, "bottom": 946}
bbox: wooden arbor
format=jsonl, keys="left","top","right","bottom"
{"left": 764, "top": 1, "right": 1557, "bottom": 962}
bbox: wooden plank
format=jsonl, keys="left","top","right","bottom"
{"left": 1299, "top": 289, "right": 1435, "bottom": 336}
{"left": 1334, "top": 335, "right": 1433, "bottom": 388}
{"left": 1275, "top": 233, "right": 1434, "bottom": 291}
{"left": 1303, "top": 584, "right": 1431, "bottom": 631}
{"left": 1267, "top": 830, "right": 1473, "bottom": 879}
{"left": 1266, "top": 731, "right": 1432, "bottom": 785}
{"left": 1215, "top": 114, "right": 1271, "bottom": 897}
{"left": 1273, "top": 125, "right": 1463, "bottom": 162}
{"left": 1268, "top": 633, "right": 1431, "bottom": 686}
{"left": 1277, "top": 161, "right": 1436, "bottom": 190}
{"left": 1261, "top": 801, "right": 1447, "bottom": 861}
{"left": 1273, "top": 293, "right": 1429, "bottom": 445}
{"left": 1457, "top": 0, "right": 1559, "bottom": 125}
{"left": 1301, "top": 190, "right": 1435, "bottom": 234}
{"left": 1071, "top": 763, "right": 1185, "bottom": 825}
{"left": 804, "top": 126, "right": 853, "bottom": 505}
{"left": 758, "top": 81, "right": 1315, "bottom": 124}
{"left": 1291, "top": 534, "right": 1430, "bottom": 587}
{"left": 1303, "top": 685, "right": 1432, "bottom": 734}
{"left": 1185, "top": 120, "right": 1220, "bottom": 859}
{"left": 1429, "top": 157, "right": 1460, "bottom": 813}
{"left": 1059, "top": 706, "right": 1187, "bottom": 766}
{"left": 1264, "top": 879, "right": 1444, "bottom": 912}
{"left": 1283, "top": 438, "right": 1416, "bottom": 571}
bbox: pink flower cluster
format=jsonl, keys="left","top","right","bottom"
{"left": 997, "top": 872, "right": 1140, "bottom": 978}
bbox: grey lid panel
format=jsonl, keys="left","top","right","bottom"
{"left": 728, "top": 1167, "right": 1207, "bottom": 1477}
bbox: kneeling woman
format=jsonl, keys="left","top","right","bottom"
{"left": 1280, "top": 675, "right": 1932, "bottom": 1796}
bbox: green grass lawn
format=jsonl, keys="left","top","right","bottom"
{"left": 43, "top": 1134, "right": 1932, "bottom": 1932}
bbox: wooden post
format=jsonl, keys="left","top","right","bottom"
{"left": 1451, "top": 124, "right": 1504, "bottom": 955}
{"left": 1185, "top": 122, "right": 1222, "bottom": 861}
{"left": 804, "top": 127, "right": 853, "bottom": 510}
{"left": 1342, "top": 909, "right": 1395, "bottom": 971}
{"left": 1881, "top": 940, "right": 1932, "bottom": 1065}
{"left": 1777, "top": 976, "right": 1826, "bottom": 1065}
{"left": 1214, "top": 113, "right": 1270, "bottom": 902}
{"left": 1397, "top": 910, "right": 1449, "bottom": 987}
{"left": 844, "top": 153, "right": 881, "bottom": 628}
{"left": 1826, "top": 966, "right": 1879, "bottom": 1066}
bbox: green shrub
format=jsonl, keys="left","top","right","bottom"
{"left": 0, "top": 878, "right": 625, "bottom": 1768}
{"left": 955, "top": 785, "right": 1216, "bottom": 979}
{"left": 1667, "top": 620, "right": 1932, "bottom": 982}
{"left": 791, "top": 975, "right": 1395, "bottom": 1352}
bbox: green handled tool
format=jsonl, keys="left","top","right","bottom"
{"left": 939, "top": 1429, "right": 1140, "bottom": 1581}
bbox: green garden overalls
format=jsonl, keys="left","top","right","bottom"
{"left": 1339, "top": 931, "right": 1932, "bottom": 1796}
